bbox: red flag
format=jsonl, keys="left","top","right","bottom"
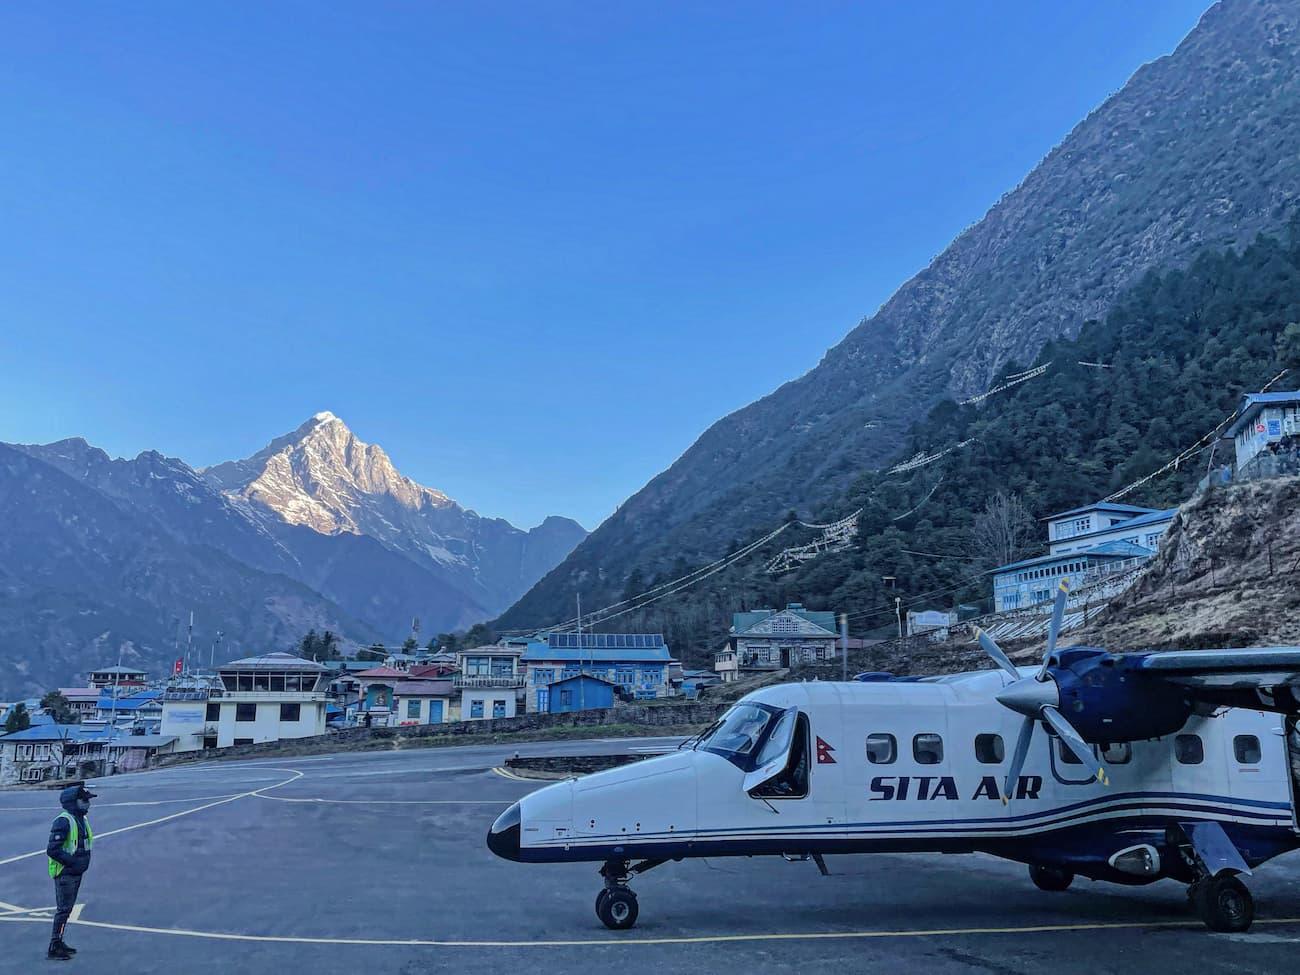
{"left": 173, "top": 658, "right": 183, "bottom": 676}
{"left": 816, "top": 736, "right": 837, "bottom": 764}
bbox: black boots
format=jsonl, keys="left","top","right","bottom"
{"left": 46, "top": 941, "right": 74, "bottom": 961}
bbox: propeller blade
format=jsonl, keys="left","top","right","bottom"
{"left": 1040, "top": 705, "right": 1109, "bottom": 786}
{"left": 1040, "top": 578, "right": 1070, "bottom": 680}
{"left": 1001, "top": 715, "right": 1036, "bottom": 804}
{"left": 975, "top": 627, "right": 1020, "bottom": 680}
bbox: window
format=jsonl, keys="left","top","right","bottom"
{"left": 406, "top": 700, "right": 421, "bottom": 719}
{"left": 465, "top": 656, "right": 491, "bottom": 677}
{"left": 205, "top": 702, "right": 220, "bottom": 722}
{"left": 235, "top": 703, "right": 257, "bottom": 722}
{"left": 751, "top": 713, "right": 810, "bottom": 799}
{"left": 865, "top": 734, "right": 896, "bottom": 764}
{"left": 913, "top": 734, "right": 943, "bottom": 765}
{"left": 1058, "top": 738, "right": 1084, "bottom": 764}
{"left": 1101, "top": 742, "right": 1132, "bottom": 764}
{"left": 975, "top": 734, "right": 1004, "bottom": 764}
{"left": 279, "top": 703, "right": 301, "bottom": 722}
{"left": 1175, "top": 734, "right": 1203, "bottom": 765}
{"left": 490, "top": 657, "right": 514, "bottom": 678}
{"left": 560, "top": 690, "right": 573, "bottom": 706}
{"left": 469, "top": 700, "right": 484, "bottom": 719}
{"left": 202, "top": 736, "right": 218, "bottom": 750}
{"left": 234, "top": 738, "right": 254, "bottom": 746}
{"left": 1234, "top": 735, "right": 1261, "bottom": 764}
{"left": 492, "top": 699, "right": 507, "bottom": 719}
{"left": 532, "top": 668, "right": 554, "bottom": 686}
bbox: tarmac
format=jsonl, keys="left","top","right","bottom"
{"left": 3, "top": 736, "right": 1300, "bottom": 973}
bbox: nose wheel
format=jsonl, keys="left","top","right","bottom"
{"left": 595, "top": 857, "right": 666, "bottom": 930}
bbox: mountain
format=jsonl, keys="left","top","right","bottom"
{"left": 0, "top": 443, "right": 374, "bottom": 699}
{"left": 203, "top": 412, "right": 587, "bottom": 617}
{"left": 499, "top": 0, "right": 1300, "bottom": 630}
{"left": 0, "top": 415, "right": 585, "bottom": 696}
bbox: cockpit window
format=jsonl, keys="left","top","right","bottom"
{"left": 698, "top": 702, "right": 783, "bottom": 770}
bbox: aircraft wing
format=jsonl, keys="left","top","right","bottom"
{"left": 1133, "top": 648, "right": 1300, "bottom": 689}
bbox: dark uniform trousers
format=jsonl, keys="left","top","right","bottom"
{"left": 52, "top": 873, "right": 82, "bottom": 942}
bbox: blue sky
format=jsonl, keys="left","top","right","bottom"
{"left": 0, "top": 1, "right": 1209, "bottom": 530}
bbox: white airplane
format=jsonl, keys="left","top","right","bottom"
{"left": 488, "top": 582, "right": 1300, "bottom": 934}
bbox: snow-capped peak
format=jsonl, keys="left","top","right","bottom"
{"left": 312, "top": 410, "right": 339, "bottom": 423}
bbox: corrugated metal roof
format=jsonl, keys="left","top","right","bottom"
{"left": 1224, "top": 391, "right": 1300, "bottom": 438}
{"left": 393, "top": 680, "right": 454, "bottom": 697}
{"left": 219, "top": 652, "right": 327, "bottom": 672}
{"left": 994, "top": 539, "right": 1152, "bottom": 573}
{"left": 1043, "top": 501, "right": 1160, "bottom": 520}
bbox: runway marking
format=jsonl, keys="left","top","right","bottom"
{"left": 490, "top": 767, "right": 536, "bottom": 782}
{"left": 252, "top": 794, "right": 511, "bottom": 805}
{"left": 0, "top": 767, "right": 303, "bottom": 869}
{"left": 0, "top": 794, "right": 242, "bottom": 812}
{"left": 4, "top": 910, "right": 1300, "bottom": 946}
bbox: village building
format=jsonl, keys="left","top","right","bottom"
{"left": 87, "top": 665, "right": 149, "bottom": 690}
{"left": 455, "top": 643, "right": 526, "bottom": 719}
{"left": 160, "top": 652, "right": 328, "bottom": 751}
{"left": 96, "top": 689, "right": 163, "bottom": 732}
{"left": 522, "top": 633, "right": 674, "bottom": 712}
{"left": 54, "top": 687, "right": 102, "bottom": 721}
{"left": 991, "top": 501, "right": 1176, "bottom": 613}
{"left": 545, "top": 674, "right": 617, "bottom": 713}
{"left": 353, "top": 666, "right": 410, "bottom": 726}
{"left": 0, "top": 725, "right": 113, "bottom": 786}
{"left": 392, "top": 678, "right": 457, "bottom": 725}
{"left": 1224, "top": 390, "right": 1300, "bottom": 480}
{"left": 714, "top": 604, "right": 838, "bottom": 682}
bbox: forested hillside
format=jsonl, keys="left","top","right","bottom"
{"left": 581, "top": 231, "right": 1300, "bottom": 665}
{"left": 500, "top": 0, "right": 1300, "bottom": 632}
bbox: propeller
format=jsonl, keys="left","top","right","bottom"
{"left": 974, "top": 579, "right": 1109, "bottom": 802}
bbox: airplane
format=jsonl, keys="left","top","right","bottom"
{"left": 487, "top": 581, "right": 1300, "bottom": 933}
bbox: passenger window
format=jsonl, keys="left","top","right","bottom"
{"left": 913, "top": 733, "right": 943, "bottom": 765}
{"left": 1175, "top": 734, "right": 1203, "bottom": 765}
{"left": 1101, "top": 742, "right": 1131, "bottom": 764}
{"left": 974, "top": 733, "right": 1004, "bottom": 764}
{"left": 865, "top": 733, "right": 897, "bottom": 764}
{"left": 1234, "top": 735, "right": 1261, "bottom": 765}
{"left": 1058, "top": 738, "right": 1082, "bottom": 765}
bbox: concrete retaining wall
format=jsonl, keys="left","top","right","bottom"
{"left": 157, "top": 701, "right": 728, "bottom": 767}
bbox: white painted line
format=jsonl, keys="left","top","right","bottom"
{"left": 0, "top": 794, "right": 242, "bottom": 812}
{"left": 3, "top": 910, "right": 1300, "bottom": 947}
{"left": 0, "top": 767, "right": 303, "bottom": 869}
{"left": 252, "top": 794, "right": 510, "bottom": 805}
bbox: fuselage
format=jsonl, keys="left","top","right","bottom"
{"left": 488, "top": 671, "right": 1300, "bottom": 882}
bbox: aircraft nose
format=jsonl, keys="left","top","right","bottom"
{"left": 487, "top": 801, "right": 522, "bottom": 861}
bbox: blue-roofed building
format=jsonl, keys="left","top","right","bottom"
{"left": 1224, "top": 390, "right": 1300, "bottom": 479}
{"left": 991, "top": 500, "right": 1178, "bottom": 613}
{"left": 521, "top": 633, "right": 674, "bottom": 712}
{"left": 96, "top": 689, "right": 163, "bottom": 731}
{"left": 546, "top": 674, "right": 617, "bottom": 713}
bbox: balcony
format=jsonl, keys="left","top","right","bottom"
{"left": 210, "top": 689, "right": 326, "bottom": 701}
{"left": 453, "top": 674, "right": 525, "bottom": 689}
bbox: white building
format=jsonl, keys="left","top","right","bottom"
{"left": 991, "top": 501, "right": 1176, "bottom": 613}
{"left": 455, "top": 645, "right": 525, "bottom": 720}
{"left": 1224, "top": 390, "right": 1300, "bottom": 477}
{"left": 161, "top": 652, "right": 328, "bottom": 752}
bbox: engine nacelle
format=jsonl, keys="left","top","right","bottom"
{"left": 1049, "top": 648, "right": 1194, "bottom": 743}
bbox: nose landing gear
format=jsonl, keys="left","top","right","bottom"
{"left": 596, "top": 858, "right": 666, "bottom": 930}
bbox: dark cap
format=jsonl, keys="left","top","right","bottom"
{"left": 77, "top": 786, "right": 97, "bottom": 800}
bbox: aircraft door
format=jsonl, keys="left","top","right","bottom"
{"left": 1221, "top": 714, "right": 1288, "bottom": 813}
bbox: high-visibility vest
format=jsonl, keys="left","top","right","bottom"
{"left": 47, "top": 811, "right": 93, "bottom": 878}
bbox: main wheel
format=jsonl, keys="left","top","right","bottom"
{"left": 595, "top": 889, "right": 611, "bottom": 918}
{"left": 1194, "top": 875, "right": 1254, "bottom": 932}
{"left": 597, "top": 887, "right": 639, "bottom": 930}
{"left": 1029, "top": 864, "right": 1074, "bottom": 892}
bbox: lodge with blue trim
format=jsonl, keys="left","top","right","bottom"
{"left": 521, "top": 632, "right": 675, "bottom": 713}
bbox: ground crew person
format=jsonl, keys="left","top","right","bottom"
{"left": 45, "top": 783, "right": 95, "bottom": 961}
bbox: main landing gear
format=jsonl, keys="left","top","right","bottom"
{"left": 596, "top": 858, "right": 666, "bottom": 930}
{"left": 1028, "top": 864, "right": 1075, "bottom": 892}
{"left": 1187, "top": 875, "right": 1254, "bottom": 933}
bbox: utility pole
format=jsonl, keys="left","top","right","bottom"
{"left": 184, "top": 611, "right": 194, "bottom": 677}
{"left": 895, "top": 597, "right": 904, "bottom": 640}
{"left": 577, "top": 593, "right": 584, "bottom": 712}
{"left": 110, "top": 644, "right": 123, "bottom": 732}
{"left": 210, "top": 630, "right": 224, "bottom": 671}
{"left": 840, "top": 613, "right": 848, "bottom": 682}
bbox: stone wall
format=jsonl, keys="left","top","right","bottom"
{"left": 157, "top": 701, "right": 729, "bottom": 767}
